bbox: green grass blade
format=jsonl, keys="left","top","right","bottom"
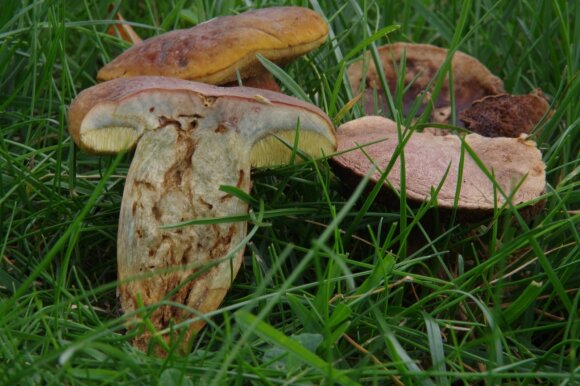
{"left": 235, "top": 310, "right": 359, "bottom": 386}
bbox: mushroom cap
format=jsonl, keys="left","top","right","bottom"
{"left": 332, "top": 116, "right": 545, "bottom": 214}
{"left": 347, "top": 43, "right": 504, "bottom": 122}
{"left": 459, "top": 90, "right": 551, "bottom": 137}
{"left": 68, "top": 76, "right": 335, "bottom": 164}
{"left": 97, "top": 7, "right": 328, "bottom": 85}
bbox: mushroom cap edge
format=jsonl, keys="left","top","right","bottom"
{"left": 68, "top": 76, "right": 336, "bottom": 160}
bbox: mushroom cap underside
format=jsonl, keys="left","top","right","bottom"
{"left": 97, "top": 6, "right": 329, "bottom": 84}
{"left": 332, "top": 116, "right": 545, "bottom": 211}
{"left": 348, "top": 43, "right": 504, "bottom": 120}
{"left": 68, "top": 76, "right": 335, "bottom": 165}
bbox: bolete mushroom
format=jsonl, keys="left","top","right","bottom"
{"left": 348, "top": 43, "right": 504, "bottom": 123}
{"left": 97, "top": 6, "right": 329, "bottom": 92}
{"left": 332, "top": 116, "right": 545, "bottom": 218}
{"left": 68, "top": 76, "right": 335, "bottom": 352}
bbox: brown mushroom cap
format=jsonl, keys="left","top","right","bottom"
{"left": 459, "top": 90, "right": 551, "bottom": 137}
{"left": 97, "top": 7, "right": 329, "bottom": 85}
{"left": 348, "top": 43, "right": 504, "bottom": 122}
{"left": 332, "top": 116, "right": 545, "bottom": 215}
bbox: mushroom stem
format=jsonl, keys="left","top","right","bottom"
{"left": 117, "top": 124, "right": 251, "bottom": 351}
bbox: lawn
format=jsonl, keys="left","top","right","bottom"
{"left": 1, "top": 0, "right": 578, "bottom": 385}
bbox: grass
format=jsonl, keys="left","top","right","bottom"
{"left": 0, "top": 0, "right": 578, "bottom": 384}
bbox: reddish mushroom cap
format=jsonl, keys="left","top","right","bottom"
{"left": 348, "top": 43, "right": 504, "bottom": 123}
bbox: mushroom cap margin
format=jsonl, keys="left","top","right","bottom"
{"left": 68, "top": 76, "right": 336, "bottom": 158}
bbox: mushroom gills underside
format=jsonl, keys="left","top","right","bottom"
{"left": 80, "top": 126, "right": 139, "bottom": 154}
{"left": 250, "top": 130, "right": 335, "bottom": 167}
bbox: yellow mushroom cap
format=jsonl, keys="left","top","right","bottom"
{"left": 97, "top": 7, "right": 329, "bottom": 85}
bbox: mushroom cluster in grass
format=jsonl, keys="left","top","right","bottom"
{"left": 339, "top": 44, "right": 550, "bottom": 214}
{"left": 68, "top": 76, "right": 335, "bottom": 353}
{"left": 331, "top": 116, "right": 545, "bottom": 219}
{"left": 97, "top": 6, "right": 329, "bottom": 92}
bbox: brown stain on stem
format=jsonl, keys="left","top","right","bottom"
{"left": 236, "top": 169, "right": 245, "bottom": 188}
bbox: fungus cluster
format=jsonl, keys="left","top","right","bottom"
{"left": 334, "top": 43, "right": 548, "bottom": 218}
{"left": 69, "top": 7, "right": 334, "bottom": 352}
{"left": 69, "top": 8, "right": 549, "bottom": 354}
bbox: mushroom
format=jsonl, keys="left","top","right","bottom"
{"left": 459, "top": 90, "right": 551, "bottom": 137}
{"left": 331, "top": 116, "right": 545, "bottom": 218}
{"left": 348, "top": 43, "right": 504, "bottom": 123}
{"left": 97, "top": 6, "right": 329, "bottom": 92}
{"left": 68, "top": 76, "right": 336, "bottom": 352}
